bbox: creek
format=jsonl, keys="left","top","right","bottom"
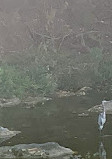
{"left": 0, "top": 92, "right": 112, "bottom": 158}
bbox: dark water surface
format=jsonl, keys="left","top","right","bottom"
{"left": 0, "top": 93, "right": 112, "bottom": 158}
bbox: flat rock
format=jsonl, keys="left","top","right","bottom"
{"left": 0, "top": 142, "right": 74, "bottom": 158}
{"left": 0, "top": 127, "right": 20, "bottom": 144}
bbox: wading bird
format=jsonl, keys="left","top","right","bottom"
{"left": 98, "top": 101, "right": 106, "bottom": 132}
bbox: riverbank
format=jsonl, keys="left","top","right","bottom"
{"left": 0, "top": 87, "right": 92, "bottom": 108}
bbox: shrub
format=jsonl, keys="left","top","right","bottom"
{"left": 0, "top": 65, "right": 31, "bottom": 98}
{"left": 0, "top": 64, "right": 57, "bottom": 98}
{"left": 25, "top": 65, "right": 57, "bottom": 96}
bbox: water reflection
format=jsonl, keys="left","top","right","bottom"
{"left": 99, "top": 141, "right": 106, "bottom": 159}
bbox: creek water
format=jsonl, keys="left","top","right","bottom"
{"left": 0, "top": 93, "right": 112, "bottom": 158}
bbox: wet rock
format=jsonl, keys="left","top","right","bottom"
{"left": 0, "top": 142, "right": 74, "bottom": 158}
{"left": 0, "top": 127, "right": 20, "bottom": 144}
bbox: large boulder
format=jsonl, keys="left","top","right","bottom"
{"left": 0, "top": 142, "right": 74, "bottom": 158}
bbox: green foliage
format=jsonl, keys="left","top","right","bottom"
{"left": 54, "top": 48, "right": 104, "bottom": 90}
{"left": 1, "top": 44, "right": 112, "bottom": 99}
{"left": 86, "top": 48, "right": 112, "bottom": 84}
{"left": 0, "top": 64, "right": 57, "bottom": 98}
{"left": 56, "top": 47, "right": 112, "bottom": 90}
{"left": 26, "top": 65, "right": 57, "bottom": 95}
{"left": 89, "top": 47, "right": 103, "bottom": 79}
{"left": 0, "top": 65, "right": 31, "bottom": 98}
{"left": 99, "top": 55, "right": 112, "bottom": 80}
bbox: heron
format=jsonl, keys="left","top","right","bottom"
{"left": 98, "top": 100, "right": 106, "bottom": 132}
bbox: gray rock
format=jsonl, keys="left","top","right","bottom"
{"left": 0, "top": 98, "right": 21, "bottom": 107}
{"left": 88, "top": 100, "right": 112, "bottom": 114}
{"left": 0, "top": 127, "right": 20, "bottom": 144}
{"left": 75, "top": 87, "right": 92, "bottom": 96}
{"left": 0, "top": 142, "right": 74, "bottom": 158}
{"left": 56, "top": 90, "right": 75, "bottom": 98}
{"left": 78, "top": 113, "right": 89, "bottom": 117}
{"left": 88, "top": 104, "right": 102, "bottom": 113}
{"left": 23, "top": 96, "right": 51, "bottom": 106}
{"left": 0, "top": 96, "right": 52, "bottom": 108}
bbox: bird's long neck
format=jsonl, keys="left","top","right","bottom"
{"left": 102, "top": 104, "right": 106, "bottom": 117}
{"left": 103, "top": 105, "right": 105, "bottom": 111}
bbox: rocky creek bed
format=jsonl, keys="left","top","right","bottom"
{"left": 0, "top": 87, "right": 111, "bottom": 159}
{"left": 0, "top": 87, "right": 92, "bottom": 108}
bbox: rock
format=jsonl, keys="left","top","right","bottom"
{"left": 88, "top": 100, "right": 112, "bottom": 114}
{"left": 0, "top": 96, "right": 52, "bottom": 108}
{"left": 72, "top": 111, "right": 77, "bottom": 114}
{"left": 78, "top": 113, "right": 89, "bottom": 117}
{"left": 11, "top": 148, "right": 23, "bottom": 157}
{"left": 0, "top": 142, "right": 74, "bottom": 158}
{"left": 56, "top": 90, "right": 75, "bottom": 98}
{"left": 75, "top": 87, "right": 92, "bottom": 96}
{"left": 0, "top": 127, "right": 20, "bottom": 144}
{"left": 72, "top": 155, "right": 82, "bottom": 159}
{"left": 0, "top": 98, "right": 21, "bottom": 107}
{"left": 22, "top": 96, "right": 52, "bottom": 106}
{"left": 88, "top": 104, "right": 102, "bottom": 113}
